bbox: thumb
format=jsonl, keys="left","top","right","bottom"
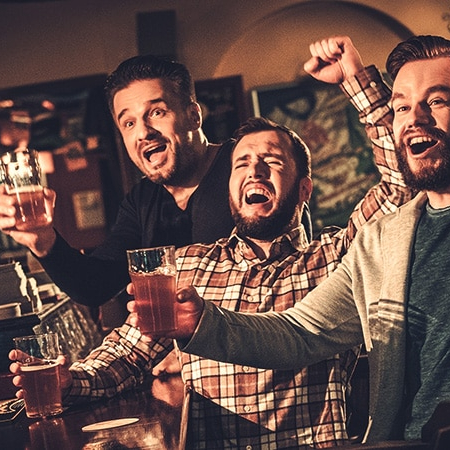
{"left": 176, "top": 285, "right": 198, "bottom": 303}
{"left": 303, "top": 56, "right": 320, "bottom": 75}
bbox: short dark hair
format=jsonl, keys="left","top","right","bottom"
{"left": 104, "top": 54, "right": 196, "bottom": 114}
{"left": 232, "top": 116, "right": 311, "bottom": 179}
{"left": 386, "top": 35, "right": 450, "bottom": 81}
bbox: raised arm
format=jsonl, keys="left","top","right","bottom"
{"left": 305, "top": 36, "right": 413, "bottom": 247}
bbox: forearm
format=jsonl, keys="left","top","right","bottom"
{"left": 179, "top": 269, "right": 363, "bottom": 370}
{"left": 37, "top": 232, "right": 129, "bottom": 306}
{"left": 64, "top": 324, "right": 173, "bottom": 404}
{"left": 340, "top": 65, "right": 402, "bottom": 186}
{"left": 339, "top": 66, "right": 414, "bottom": 239}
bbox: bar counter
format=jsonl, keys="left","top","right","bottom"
{"left": 1, "top": 375, "right": 185, "bottom": 450}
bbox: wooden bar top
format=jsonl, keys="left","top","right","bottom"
{"left": 1, "top": 374, "right": 185, "bottom": 450}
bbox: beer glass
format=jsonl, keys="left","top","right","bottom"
{"left": 1, "top": 148, "right": 50, "bottom": 231}
{"left": 127, "top": 246, "right": 178, "bottom": 335}
{"left": 13, "top": 333, "right": 63, "bottom": 418}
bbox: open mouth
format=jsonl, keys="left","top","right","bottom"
{"left": 245, "top": 187, "right": 271, "bottom": 204}
{"left": 144, "top": 144, "right": 167, "bottom": 161}
{"left": 409, "top": 136, "right": 438, "bottom": 155}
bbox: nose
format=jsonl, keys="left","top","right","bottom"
{"left": 136, "top": 118, "right": 159, "bottom": 140}
{"left": 248, "top": 159, "right": 270, "bottom": 179}
{"left": 406, "top": 103, "right": 432, "bottom": 128}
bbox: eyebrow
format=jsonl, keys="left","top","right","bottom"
{"left": 116, "top": 97, "right": 166, "bottom": 122}
{"left": 391, "top": 84, "right": 450, "bottom": 102}
{"left": 232, "top": 149, "right": 285, "bottom": 165}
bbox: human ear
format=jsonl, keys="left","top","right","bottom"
{"left": 299, "top": 176, "right": 313, "bottom": 203}
{"left": 187, "top": 102, "right": 202, "bottom": 130}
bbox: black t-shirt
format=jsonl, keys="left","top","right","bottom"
{"left": 40, "top": 141, "right": 235, "bottom": 306}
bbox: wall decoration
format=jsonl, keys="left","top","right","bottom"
{"left": 195, "top": 75, "right": 248, "bottom": 144}
{"left": 252, "top": 78, "right": 378, "bottom": 231}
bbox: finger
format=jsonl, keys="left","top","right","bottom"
{"left": 319, "top": 38, "right": 343, "bottom": 61}
{"left": 12, "top": 374, "right": 23, "bottom": 388}
{"left": 126, "top": 282, "right": 134, "bottom": 295}
{"left": 176, "top": 285, "right": 197, "bottom": 303}
{"left": 127, "top": 300, "right": 137, "bottom": 313}
{"left": 8, "top": 349, "right": 18, "bottom": 361}
{"left": 303, "top": 56, "right": 320, "bottom": 74}
{"left": 127, "top": 312, "right": 138, "bottom": 328}
{"left": 309, "top": 40, "right": 338, "bottom": 63}
{"left": 14, "top": 388, "right": 24, "bottom": 400}
{"left": 9, "top": 361, "right": 21, "bottom": 375}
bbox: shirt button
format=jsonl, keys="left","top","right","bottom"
{"left": 244, "top": 405, "right": 252, "bottom": 412}
{"left": 246, "top": 446, "right": 253, "bottom": 450}
{"left": 369, "top": 81, "right": 377, "bottom": 88}
{"left": 242, "top": 366, "right": 250, "bottom": 372}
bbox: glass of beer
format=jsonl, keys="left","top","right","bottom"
{"left": 1, "top": 148, "right": 50, "bottom": 231}
{"left": 13, "top": 333, "right": 63, "bottom": 419}
{"left": 127, "top": 246, "right": 178, "bottom": 335}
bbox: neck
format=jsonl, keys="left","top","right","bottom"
{"left": 426, "top": 190, "right": 450, "bottom": 209}
{"left": 166, "top": 132, "right": 219, "bottom": 210}
{"left": 244, "top": 210, "right": 303, "bottom": 259}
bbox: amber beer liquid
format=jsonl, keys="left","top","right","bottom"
{"left": 130, "top": 272, "right": 177, "bottom": 334}
{"left": 9, "top": 185, "right": 49, "bottom": 230}
{"left": 21, "top": 361, "right": 63, "bottom": 418}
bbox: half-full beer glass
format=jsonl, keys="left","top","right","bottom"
{"left": 127, "top": 246, "right": 178, "bottom": 335}
{"left": 13, "top": 333, "right": 63, "bottom": 418}
{"left": 1, "top": 148, "right": 50, "bottom": 230}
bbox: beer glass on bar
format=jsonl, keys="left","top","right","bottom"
{"left": 127, "top": 246, "right": 178, "bottom": 335}
{"left": 13, "top": 333, "right": 63, "bottom": 419}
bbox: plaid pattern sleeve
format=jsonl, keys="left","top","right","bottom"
{"left": 66, "top": 323, "right": 173, "bottom": 405}
{"left": 338, "top": 65, "right": 414, "bottom": 250}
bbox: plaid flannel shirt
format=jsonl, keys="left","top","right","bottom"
{"left": 68, "top": 66, "right": 412, "bottom": 449}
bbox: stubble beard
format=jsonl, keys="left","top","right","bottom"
{"left": 143, "top": 141, "right": 200, "bottom": 186}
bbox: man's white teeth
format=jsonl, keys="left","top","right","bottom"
{"left": 408, "top": 136, "right": 437, "bottom": 155}
{"left": 246, "top": 188, "right": 269, "bottom": 204}
{"left": 409, "top": 136, "right": 433, "bottom": 145}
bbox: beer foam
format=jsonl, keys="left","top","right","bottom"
{"left": 21, "top": 362, "right": 59, "bottom": 372}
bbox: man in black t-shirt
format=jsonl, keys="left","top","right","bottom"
{"left": 0, "top": 54, "right": 311, "bottom": 309}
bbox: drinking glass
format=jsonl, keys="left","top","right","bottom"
{"left": 127, "top": 246, "right": 177, "bottom": 335}
{"left": 1, "top": 148, "right": 50, "bottom": 230}
{"left": 13, "top": 333, "right": 63, "bottom": 419}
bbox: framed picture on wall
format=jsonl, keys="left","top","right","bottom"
{"left": 251, "top": 78, "right": 379, "bottom": 231}
{"left": 195, "top": 75, "right": 248, "bottom": 144}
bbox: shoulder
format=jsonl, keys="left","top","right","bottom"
{"left": 122, "top": 177, "right": 163, "bottom": 203}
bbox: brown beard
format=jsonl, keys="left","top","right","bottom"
{"left": 396, "top": 129, "right": 450, "bottom": 192}
{"left": 230, "top": 184, "right": 300, "bottom": 241}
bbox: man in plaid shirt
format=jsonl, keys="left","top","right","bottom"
{"left": 11, "top": 37, "right": 411, "bottom": 448}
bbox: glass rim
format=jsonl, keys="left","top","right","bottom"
{"left": 126, "top": 245, "right": 175, "bottom": 254}
{"left": 13, "top": 332, "right": 58, "bottom": 342}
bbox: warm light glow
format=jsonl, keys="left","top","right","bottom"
{"left": 37, "top": 151, "right": 55, "bottom": 174}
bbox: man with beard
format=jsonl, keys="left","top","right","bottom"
{"left": 164, "top": 35, "right": 450, "bottom": 445}
{"left": 0, "top": 55, "right": 311, "bottom": 309}
{"left": 10, "top": 37, "right": 412, "bottom": 448}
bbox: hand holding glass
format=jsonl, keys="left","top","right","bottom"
{"left": 127, "top": 246, "right": 178, "bottom": 335}
{"left": 1, "top": 148, "right": 50, "bottom": 230}
{"left": 13, "top": 333, "right": 63, "bottom": 419}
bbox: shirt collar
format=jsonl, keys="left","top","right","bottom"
{"left": 223, "top": 225, "right": 309, "bottom": 263}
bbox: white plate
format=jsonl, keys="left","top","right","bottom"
{"left": 82, "top": 417, "right": 139, "bottom": 432}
